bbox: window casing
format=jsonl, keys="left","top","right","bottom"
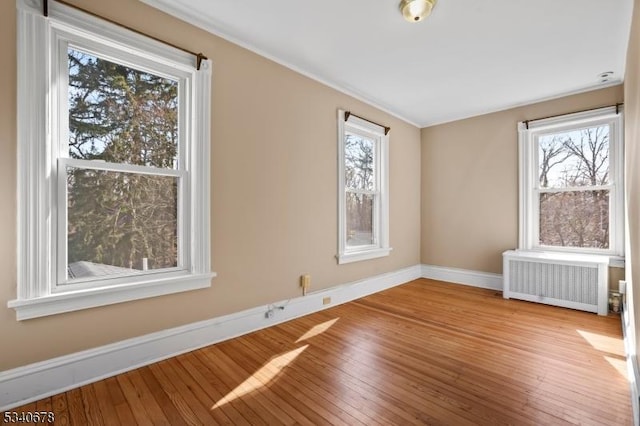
{"left": 337, "top": 110, "right": 391, "bottom": 264}
{"left": 518, "top": 106, "right": 624, "bottom": 260}
{"left": 9, "top": 0, "right": 214, "bottom": 320}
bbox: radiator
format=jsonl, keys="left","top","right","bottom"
{"left": 502, "top": 250, "right": 609, "bottom": 315}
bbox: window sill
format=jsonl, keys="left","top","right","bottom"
{"left": 337, "top": 247, "right": 392, "bottom": 264}
{"left": 7, "top": 272, "right": 216, "bottom": 321}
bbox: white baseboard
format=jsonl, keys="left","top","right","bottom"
{"left": 622, "top": 297, "right": 640, "bottom": 426}
{"left": 421, "top": 264, "right": 503, "bottom": 291}
{"left": 626, "top": 350, "right": 640, "bottom": 426}
{"left": 0, "top": 264, "right": 421, "bottom": 411}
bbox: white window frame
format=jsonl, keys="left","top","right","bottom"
{"left": 9, "top": 0, "right": 215, "bottom": 320}
{"left": 518, "top": 106, "right": 624, "bottom": 262}
{"left": 337, "top": 109, "right": 391, "bottom": 264}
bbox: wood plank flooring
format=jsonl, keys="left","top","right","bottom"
{"left": 3, "top": 279, "right": 632, "bottom": 425}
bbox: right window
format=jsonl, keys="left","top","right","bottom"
{"left": 518, "top": 106, "right": 624, "bottom": 257}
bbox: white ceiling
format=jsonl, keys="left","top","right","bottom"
{"left": 141, "top": 0, "right": 634, "bottom": 127}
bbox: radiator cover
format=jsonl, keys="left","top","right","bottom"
{"left": 502, "top": 250, "right": 609, "bottom": 315}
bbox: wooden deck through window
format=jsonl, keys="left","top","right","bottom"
{"left": 4, "top": 279, "right": 632, "bottom": 425}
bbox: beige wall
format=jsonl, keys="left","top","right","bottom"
{"left": 421, "top": 86, "right": 624, "bottom": 274}
{"left": 624, "top": 0, "right": 640, "bottom": 356}
{"left": 0, "top": 0, "right": 421, "bottom": 370}
{"left": 0, "top": 0, "right": 633, "bottom": 374}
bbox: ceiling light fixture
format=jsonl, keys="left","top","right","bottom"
{"left": 399, "top": 0, "right": 437, "bottom": 23}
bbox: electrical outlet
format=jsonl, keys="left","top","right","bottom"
{"left": 323, "top": 297, "right": 331, "bottom": 305}
{"left": 301, "top": 274, "right": 311, "bottom": 295}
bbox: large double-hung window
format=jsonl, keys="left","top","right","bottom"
{"left": 9, "top": 0, "right": 214, "bottom": 320}
{"left": 518, "top": 106, "right": 624, "bottom": 258}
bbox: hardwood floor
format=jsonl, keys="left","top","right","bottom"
{"left": 4, "top": 279, "right": 632, "bottom": 425}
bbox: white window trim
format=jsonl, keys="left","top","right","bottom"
{"left": 518, "top": 106, "right": 624, "bottom": 264}
{"left": 336, "top": 109, "right": 391, "bottom": 264}
{"left": 9, "top": 0, "right": 215, "bottom": 320}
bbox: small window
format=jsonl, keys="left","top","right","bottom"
{"left": 518, "top": 106, "right": 624, "bottom": 257}
{"left": 9, "top": 0, "right": 214, "bottom": 320}
{"left": 337, "top": 110, "right": 391, "bottom": 264}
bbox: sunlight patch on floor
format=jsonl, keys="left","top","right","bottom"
{"left": 604, "top": 355, "right": 629, "bottom": 380}
{"left": 211, "top": 345, "right": 308, "bottom": 409}
{"left": 576, "top": 329, "right": 625, "bottom": 357}
{"left": 296, "top": 318, "right": 339, "bottom": 343}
